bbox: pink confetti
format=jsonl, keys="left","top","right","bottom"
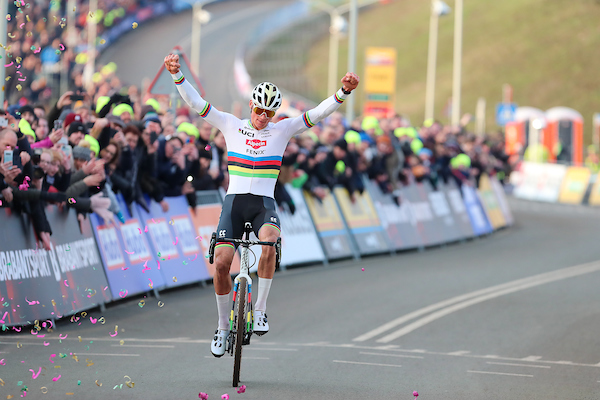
{"left": 221, "top": 394, "right": 229, "bottom": 400}
{"left": 124, "top": 250, "right": 134, "bottom": 255}
{"left": 49, "top": 354, "right": 56, "bottom": 363}
{"left": 0, "top": 311, "right": 8, "bottom": 323}
{"left": 121, "top": 267, "right": 129, "bottom": 271}
{"left": 33, "top": 47, "right": 41, "bottom": 54}
{"left": 0, "top": 359, "right": 5, "bottom": 365}
{"left": 25, "top": 297, "right": 39, "bottom": 305}
{"left": 43, "top": 341, "right": 49, "bottom": 346}
{"left": 103, "top": 286, "right": 108, "bottom": 291}
{"left": 173, "top": 237, "right": 179, "bottom": 246}
{"left": 59, "top": 43, "right": 65, "bottom": 50}
{"left": 29, "top": 366, "right": 41, "bottom": 379}
{"left": 191, "top": 253, "right": 198, "bottom": 261}
{"left": 64, "top": 280, "right": 69, "bottom": 287}
{"left": 199, "top": 393, "right": 208, "bottom": 400}
{"left": 119, "top": 290, "right": 128, "bottom": 298}
{"left": 37, "top": 334, "right": 45, "bottom": 338}
{"left": 3, "top": 61, "right": 13, "bottom": 67}
{"left": 109, "top": 330, "right": 118, "bottom": 337}
{"left": 138, "top": 228, "right": 142, "bottom": 234}
{"left": 361, "top": 268, "right": 365, "bottom": 271}
{"left": 13, "top": 326, "right": 21, "bottom": 332}
{"left": 59, "top": 334, "right": 68, "bottom": 339}
{"left": 205, "top": 145, "right": 211, "bottom": 151}
{"left": 167, "top": 255, "right": 171, "bottom": 260}
{"left": 19, "top": 22, "right": 24, "bottom": 29}
{"left": 152, "top": 218, "right": 156, "bottom": 224}
{"left": 413, "top": 391, "right": 419, "bottom": 398}
{"left": 144, "top": 225, "right": 148, "bottom": 232}
{"left": 195, "top": 236, "right": 200, "bottom": 239}
{"left": 142, "top": 260, "right": 150, "bottom": 273}
{"left": 237, "top": 385, "right": 246, "bottom": 394}
{"left": 157, "top": 261, "right": 161, "bottom": 270}
{"left": 148, "top": 278, "right": 154, "bottom": 288}
{"left": 52, "top": 374, "right": 61, "bottom": 382}
{"left": 18, "top": 77, "right": 26, "bottom": 81}
{"left": 90, "top": 317, "right": 97, "bottom": 324}
{"left": 30, "top": 329, "right": 37, "bottom": 335}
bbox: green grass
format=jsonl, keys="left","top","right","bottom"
{"left": 304, "top": 0, "right": 600, "bottom": 142}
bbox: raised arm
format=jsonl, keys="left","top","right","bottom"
{"left": 164, "top": 54, "right": 238, "bottom": 132}
{"left": 280, "top": 72, "right": 360, "bottom": 137}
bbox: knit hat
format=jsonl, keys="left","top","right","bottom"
{"left": 112, "top": 103, "right": 134, "bottom": 118}
{"left": 72, "top": 145, "right": 91, "bottom": 161}
{"left": 177, "top": 122, "right": 199, "bottom": 139}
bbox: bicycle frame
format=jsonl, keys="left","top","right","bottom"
{"left": 230, "top": 242, "right": 253, "bottom": 342}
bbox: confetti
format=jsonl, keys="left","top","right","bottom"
{"left": 52, "top": 375, "right": 61, "bottom": 382}
{"left": 64, "top": 280, "right": 69, "bottom": 287}
{"left": 90, "top": 317, "right": 97, "bottom": 324}
{"left": 29, "top": 367, "right": 41, "bottom": 379}
{"left": 124, "top": 250, "right": 134, "bottom": 255}
{"left": 138, "top": 228, "right": 142, "bottom": 234}
{"left": 191, "top": 253, "right": 198, "bottom": 261}
{"left": 0, "top": 359, "right": 5, "bottom": 365}
{"left": 59, "top": 334, "right": 68, "bottom": 339}
{"left": 132, "top": 22, "right": 138, "bottom": 29}
{"left": 25, "top": 297, "right": 39, "bottom": 305}
{"left": 413, "top": 391, "right": 419, "bottom": 398}
{"left": 361, "top": 268, "right": 365, "bottom": 271}
{"left": 237, "top": 385, "right": 246, "bottom": 394}
{"left": 119, "top": 290, "right": 128, "bottom": 298}
{"left": 138, "top": 300, "right": 145, "bottom": 308}
{"left": 43, "top": 342, "right": 49, "bottom": 346}
{"left": 0, "top": 378, "right": 3, "bottom": 386}
{"left": 205, "top": 145, "right": 211, "bottom": 151}
{"left": 95, "top": 380, "right": 102, "bottom": 387}
{"left": 199, "top": 393, "right": 208, "bottom": 400}
{"left": 119, "top": 340, "right": 124, "bottom": 345}
{"left": 100, "top": 39, "right": 105, "bottom": 44}
{"left": 172, "top": 276, "right": 177, "bottom": 282}
{"left": 221, "top": 394, "right": 229, "bottom": 400}
{"left": 121, "top": 267, "right": 129, "bottom": 271}
{"left": 86, "top": 358, "right": 94, "bottom": 367}
{"left": 67, "top": 198, "right": 76, "bottom": 204}
{"left": 40, "top": 387, "right": 48, "bottom": 394}
{"left": 98, "top": 317, "right": 106, "bottom": 324}
{"left": 16, "top": 84, "right": 22, "bottom": 91}
{"left": 16, "top": 342, "right": 22, "bottom": 348}
{"left": 173, "top": 237, "right": 179, "bottom": 246}
{"left": 148, "top": 279, "right": 154, "bottom": 289}
{"left": 144, "top": 225, "right": 148, "bottom": 232}
{"left": 59, "top": 44, "right": 65, "bottom": 50}
{"left": 4, "top": 61, "right": 13, "bottom": 67}
{"left": 152, "top": 219, "right": 157, "bottom": 224}
{"left": 158, "top": 301, "right": 164, "bottom": 307}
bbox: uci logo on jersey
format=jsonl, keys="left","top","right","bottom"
{"left": 246, "top": 139, "right": 266, "bottom": 149}
{"left": 239, "top": 128, "right": 254, "bottom": 138}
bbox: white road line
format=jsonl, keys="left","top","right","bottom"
{"left": 203, "top": 356, "right": 270, "bottom": 360}
{"left": 244, "top": 348, "right": 297, "bottom": 351}
{"left": 373, "top": 261, "right": 600, "bottom": 343}
{"left": 468, "top": 370, "right": 533, "bottom": 378}
{"left": 333, "top": 360, "right": 402, "bottom": 368}
{"left": 110, "top": 344, "right": 175, "bottom": 348}
{"left": 487, "top": 361, "right": 550, "bottom": 369}
{"left": 360, "top": 351, "right": 424, "bottom": 359}
{"left": 72, "top": 353, "right": 140, "bottom": 357}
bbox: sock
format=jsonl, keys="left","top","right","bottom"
{"left": 216, "top": 293, "right": 230, "bottom": 330}
{"left": 254, "top": 278, "right": 272, "bottom": 312}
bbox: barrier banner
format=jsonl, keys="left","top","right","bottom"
{"left": 558, "top": 167, "right": 591, "bottom": 205}
{"left": 423, "top": 181, "right": 465, "bottom": 243}
{"left": 461, "top": 185, "right": 493, "bottom": 235}
{"left": 401, "top": 184, "right": 446, "bottom": 246}
{"left": 333, "top": 187, "right": 390, "bottom": 255}
{"left": 367, "top": 180, "right": 424, "bottom": 251}
{"left": 477, "top": 174, "right": 507, "bottom": 229}
{"left": 0, "top": 206, "right": 110, "bottom": 326}
{"left": 440, "top": 180, "right": 475, "bottom": 239}
{"left": 303, "top": 189, "right": 354, "bottom": 260}
{"left": 136, "top": 196, "right": 210, "bottom": 289}
{"left": 489, "top": 177, "right": 514, "bottom": 226}
{"left": 277, "top": 185, "right": 326, "bottom": 267}
{"left": 512, "top": 162, "right": 567, "bottom": 202}
{"left": 588, "top": 174, "right": 600, "bottom": 206}
{"left": 90, "top": 195, "right": 166, "bottom": 301}
{"left": 188, "top": 191, "right": 241, "bottom": 277}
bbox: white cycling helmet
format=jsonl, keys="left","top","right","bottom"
{"left": 251, "top": 82, "right": 282, "bottom": 111}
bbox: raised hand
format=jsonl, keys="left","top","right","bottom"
{"left": 341, "top": 72, "right": 360, "bottom": 92}
{"left": 164, "top": 54, "right": 181, "bottom": 74}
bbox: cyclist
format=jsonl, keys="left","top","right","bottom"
{"left": 164, "top": 53, "right": 359, "bottom": 357}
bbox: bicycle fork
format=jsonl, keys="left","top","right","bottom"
{"left": 227, "top": 277, "right": 254, "bottom": 354}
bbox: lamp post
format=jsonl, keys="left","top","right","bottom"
{"left": 0, "top": 0, "right": 7, "bottom": 104}
{"left": 83, "top": 0, "right": 98, "bottom": 92}
{"left": 451, "top": 0, "right": 463, "bottom": 126}
{"left": 424, "top": 0, "right": 450, "bottom": 121}
{"left": 191, "top": 2, "right": 211, "bottom": 79}
{"left": 346, "top": 0, "right": 358, "bottom": 123}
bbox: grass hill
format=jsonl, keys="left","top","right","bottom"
{"left": 304, "top": 0, "right": 600, "bottom": 142}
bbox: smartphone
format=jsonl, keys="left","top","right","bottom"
{"left": 54, "top": 120, "right": 62, "bottom": 131}
{"left": 70, "top": 94, "right": 84, "bottom": 101}
{"left": 0, "top": 116, "right": 7, "bottom": 128}
{"left": 150, "top": 131, "right": 158, "bottom": 145}
{"left": 3, "top": 149, "right": 13, "bottom": 168}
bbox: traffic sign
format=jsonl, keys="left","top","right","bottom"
{"left": 495, "top": 102, "right": 517, "bottom": 127}
{"left": 147, "top": 46, "right": 205, "bottom": 97}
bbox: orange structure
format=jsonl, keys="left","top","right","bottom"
{"left": 545, "top": 107, "right": 584, "bottom": 165}
{"left": 505, "top": 107, "right": 545, "bottom": 156}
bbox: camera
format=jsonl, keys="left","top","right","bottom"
{"left": 33, "top": 165, "right": 45, "bottom": 180}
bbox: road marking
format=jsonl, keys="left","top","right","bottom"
{"left": 360, "top": 351, "right": 424, "bottom": 359}
{"left": 521, "top": 356, "right": 542, "bottom": 361}
{"left": 333, "top": 360, "right": 402, "bottom": 368}
{"left": 244, "top": 348, "right": 297, "bottom": 351}
{"left": 203, "top": 356, "right": 270, "bottom": 360}
{"left": 110, "top": 344, "right": 175, "bottom": 348}
{"left": 0, "top": 341, "right": 44, "bottom": 346}
{"left": 357, "top": 260, "right": 600, "bottom": 343}
{"left": 468, "top": 370, "right": 533, "bottom": 378}
{"left": 73, "top": 352, "right": 140, "bottom": 357}
{"left": 487, "top": 361, "right": 550, "bottom": 369}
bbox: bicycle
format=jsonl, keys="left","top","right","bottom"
{"left": 208, "top": 222, "right": 282, "bottom": 387}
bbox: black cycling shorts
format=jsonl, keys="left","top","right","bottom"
{"left": 215, "top": 194, "right": 281, "bottom": 247}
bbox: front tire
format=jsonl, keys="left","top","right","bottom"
{"left": 232, "top": 277, "right": 246, "bottom": 387}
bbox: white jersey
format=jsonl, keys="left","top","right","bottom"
{"left": 172, "top": 71, "right": 348, "bottom": 198}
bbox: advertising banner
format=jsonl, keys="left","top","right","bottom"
{"left": 461, "top": 185, "right": 493, "bottom": 236}
{"left": 477, "top": 174, "right": 507, "bottom": 229}
{"left": 588, "top": 174, "right": 600, "bottom": 206}
{"left": 333, "top": 187, "right": 390, "bottom": 255}
{"left": 366, "top": 180, "right": 423, "bottom": 251}
{"left": 135, "top": 196, "right": 210, "bottom": 289}
{"left": 423, "top": 182, "right": 465, "bottom": 243}
{"left": 277, "top": 185, "right": 326, "bottom": 267}
{"left": 558, "top": 167, "right": 591, "bottom": 205}
{"left": 440, "top": 180, "right": 475, "bottom": 239}
{"left": 401, "top": 184, "right": 446, "bottom": 246}
{"left": 512, "top": 162, "right": 567, "bottom": 202}
{"left": 188, "top": 191, "right": 241, "bottom": 277}
{"left": 90, "top": 195, "right": 166, "bottom": 301}
{"left": 303, "top": 189, "right": 355, "bottom": 260}
{"left": 490, "top": 177, "right": 514, "bottom": 226}
{"left": 0, "top": 206, "right": 110, "bottom": 326}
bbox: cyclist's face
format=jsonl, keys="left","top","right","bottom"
{"left": 249, "top": 101, "right": 272, "bottom": 131}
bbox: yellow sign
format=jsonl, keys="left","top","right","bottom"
{"left": 333, "top": 187, "right": 380, "bottom": 229}
{"left": 477, "top": 174, "right": 506, "bottom": 229}
{"left": 559, "top": 167, "right": 591, "bottom": 204}
{"left": 364, "top": 47, "right": 396, "bottom": 94}
{"left": 303, "top": 189, "right": 345, "bottom": 232}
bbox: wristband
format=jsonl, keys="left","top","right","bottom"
{"left": 341, "top": 87, "right": 352, "bottom": 95}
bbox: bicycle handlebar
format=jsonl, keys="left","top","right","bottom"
{"left": 216, "top": 238, "right": 277, "bottom": 246}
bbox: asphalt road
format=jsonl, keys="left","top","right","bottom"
{"left": 3, "top": 3, "right": 600, "bottom": 399}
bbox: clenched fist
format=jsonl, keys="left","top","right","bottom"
{"left": 341, "top": 72, "right": 360, "bottom": 93}
{"left": 164, "top": 54, "right": 181, "bottom": 74}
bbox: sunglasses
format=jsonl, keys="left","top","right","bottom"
{"left": 252, "top": 106, "right": 275, "bottom": 118}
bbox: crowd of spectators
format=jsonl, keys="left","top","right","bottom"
{"left": 0, "top": 0, "right": 513, "bottom": 252}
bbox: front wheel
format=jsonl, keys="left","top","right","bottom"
{"left": 232, "top": 277, "right": 246, "bottom": 387}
